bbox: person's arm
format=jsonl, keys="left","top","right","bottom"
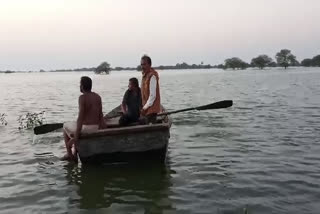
{"left": 74, "top": 96, "right": 85, "bottom": 141}
{"left": 99, "top": 97, "right": 107, "bottom": 129}
{"left": 143, "top": 75, "right": 157, "bottom": 110}
{"left": 139, "top": 89, "right": 142, "bottom": 111}
{"left": 121, "top": 103, "right": 127, "bottom": 114}
{"left": 121, "top": 91, "right": 128, "bottom": 114}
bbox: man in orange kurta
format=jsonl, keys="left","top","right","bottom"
{"left": 140, "top": 55, "right": 161, "bottom": 124}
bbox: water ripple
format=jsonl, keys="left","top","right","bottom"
{"left": 1, "top": 69, "right": 320, "bottom": 213}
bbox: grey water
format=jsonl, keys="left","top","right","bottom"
{"left": 0, "top": 67, "right": 320, "bottom": 213}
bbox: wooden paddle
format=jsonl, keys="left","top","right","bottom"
{"left": 157, "top": 100, "right": 232, "bottom": 116}
{"left": 33, "top": 100, "right": 233, "bottom": 135}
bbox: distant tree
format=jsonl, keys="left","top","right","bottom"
{"left": 113, "top": 67, "right": 124, "bottom": 71}
{"left": 136, "top": 65, "right": 142, "bottom": 71}
{"left": 275, "top": 49, "right": 298, "bottom": 69}
{"left": 95, "top": 62, "right": 111, "bottom": 74}
{"left": 251, "top": 55, "right": 274, "bottom": 69}
{"left": 181, "top": 62, "right": 189, "bottom": 69}
{"left": 301, "top": 58, "right": 312, "bottom": 67}
{"left": 213, "top": 64, "right": 225, "bottom": 69}
{"left": 202, "top": 64, "right": 211, "bottom": 69}
{"left": 224, "top": 57, "right": 248, "bottom": 70}
{"left": 311, "top": 55, "right": 320, "bottom": 66}
{"left": 269, "top": 62, "right": 277, "bottom": 67}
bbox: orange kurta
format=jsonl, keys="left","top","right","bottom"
{"left": 141, "top": 68, "right": 161, "bottom": 115}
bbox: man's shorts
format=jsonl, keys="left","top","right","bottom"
{"left": 63, "top": 121, "right": 99, "bottom": 138}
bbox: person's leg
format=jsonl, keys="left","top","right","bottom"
{"left": 140, "top": 113, "right": 157, "bottom": 124}
{"left": 67, "top": 138, "right": 78, "bottom": 162}
{"left": 61, "top": 130, "right": 73, "bottom": 160}
{"left": 62, "top": 122, "right": 77, "bottom": 161}
{"left": 119, "top": 114, "right": 131, "bottom": 126}
{"left": 139, "top": 116, "right": 147, "bottom": 125}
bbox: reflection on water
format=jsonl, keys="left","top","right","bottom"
{"left": 65, "top": 163, "right": 176, "bottom": 213}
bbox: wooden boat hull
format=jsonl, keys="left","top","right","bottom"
{"left": 76, "top": 106, "right": 171, "bottom": 164}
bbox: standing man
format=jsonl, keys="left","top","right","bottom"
{"left": 140, "top": 55, "right": 161, "bottom": 124}
{"left": 62, "top": 76, "right": 107, "bottom": 162}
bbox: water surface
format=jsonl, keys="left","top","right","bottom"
{"left": 0, "top": 68, "right": 320, "bottom": 213}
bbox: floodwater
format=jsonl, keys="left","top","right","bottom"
{"left": 0, "top": 67, "right": 320, "bottom": 213}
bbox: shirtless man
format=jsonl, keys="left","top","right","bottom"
{"left": 62, "top": 76, "right": 106, "bottom": 162}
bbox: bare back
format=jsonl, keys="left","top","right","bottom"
{"left": 79, "top": 92, "right": 102, "bottom": 125}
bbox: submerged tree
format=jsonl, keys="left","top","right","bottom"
{"left": 301, "top": 55, "right": 320, "bottom": 67}
{"left": 18, "top": 111, "right": 45, "bottom": 130}
{"left": 224, "top": 57, "right": 248, "bottom": 70}
{"left": 311, "top": 55, "right": 320, "bottom": 66}
{"left": 251, "top": 55, "right": 274, "bottom": 69}
{"left": 95, "top": 62, "right": 111, "bottom": 74}
{"left": 301, "top": 58, "right": 313, "bottom": 67}
{"left": 275, "top": 49, "right": 298, "bottom": 69}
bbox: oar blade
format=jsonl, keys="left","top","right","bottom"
{"left": 196, "top": 100, "right": 233, "bottom": 111}
{"left": 34, "top": 123, "right": 64, "bottom": 135}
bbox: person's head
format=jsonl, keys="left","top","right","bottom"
{"left": 80, "top": 76, "right": 92, "bottom": 93}
{"left": 128, "top": 77, "right": 139, "bottom": 91}
{"left": 140, "top": 55, "right": 152, "bottom": 73}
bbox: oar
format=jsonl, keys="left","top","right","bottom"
{"left": 33, "top": 100, "right": 233, "bottom": 135}
{"left": 34, "top": 123, "right": 64, "bottom": 135}
{"left": 157, "top": 100, "right": 233, "bottom": 116}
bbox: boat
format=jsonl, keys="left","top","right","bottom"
{"left": 75, "top": 105, "right": 172, "bottom": 164}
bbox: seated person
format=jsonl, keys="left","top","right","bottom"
{"left": 62, "top": 76, "right": 107, "bottom": 162}
{"left": 119, "top": 77, "right": 142, "bottom": 126}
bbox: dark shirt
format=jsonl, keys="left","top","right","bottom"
{"left": 122, "top": 89, "right": 142, "bottom": 119}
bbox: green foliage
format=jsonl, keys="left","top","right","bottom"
{"left": 301, "top": 55, "right": 320, "bottom": 67}
{"left": 143, "top": 62, "right": 213, "bottom": 70}
{"left": 18, "top": 111, "right": 45, "bottom": 130}
{"left": 251, "top": 55, "right": 274, "bottom": 69}
{"left": 176, "top": 62, "right": 189, "bottom": 69}
{"left": 275, "top": 49, "right": 298, "bottom": 69}
{"left": 311, "top": 55, "right": 320, "bottom": 66}
{"left": 94, "top": 62, "right": 111, "bottom": 74}
{"left": 224, "top": 57, "right": 249, "bottom": 70}
{"left": 214, "top": 64, "right": 225, "bottom": 69}
{"left": 301, "top": 58, "right": 312, "bottom": 67}
{"left": 0, "top": 113, "right": 8, "bottom": 126}
{"left": 113, "top": 67, "right": 124, "bottom": 71}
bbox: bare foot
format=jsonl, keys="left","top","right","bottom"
{"left": 60, "top": 154, "right": 72, "bottom": 161}
{"left": 60, "top": 154, "right": 78, "bottom": 163}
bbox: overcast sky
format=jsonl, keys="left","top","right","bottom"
{"left": 0, "top": 0, "right": 319, "bottom": 70}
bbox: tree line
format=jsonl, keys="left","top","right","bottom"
{"left": 1, "top": 49, "right": 319, "bottom": 74}
{"left": 95, "top": 49, "right": 320, "bottom": 73}
{"left": 222, "top": 49, "right": 320, "bottom": 70}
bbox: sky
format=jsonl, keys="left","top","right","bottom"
{"left": 0, "top": 0, "right": 320, "bottom": 70}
